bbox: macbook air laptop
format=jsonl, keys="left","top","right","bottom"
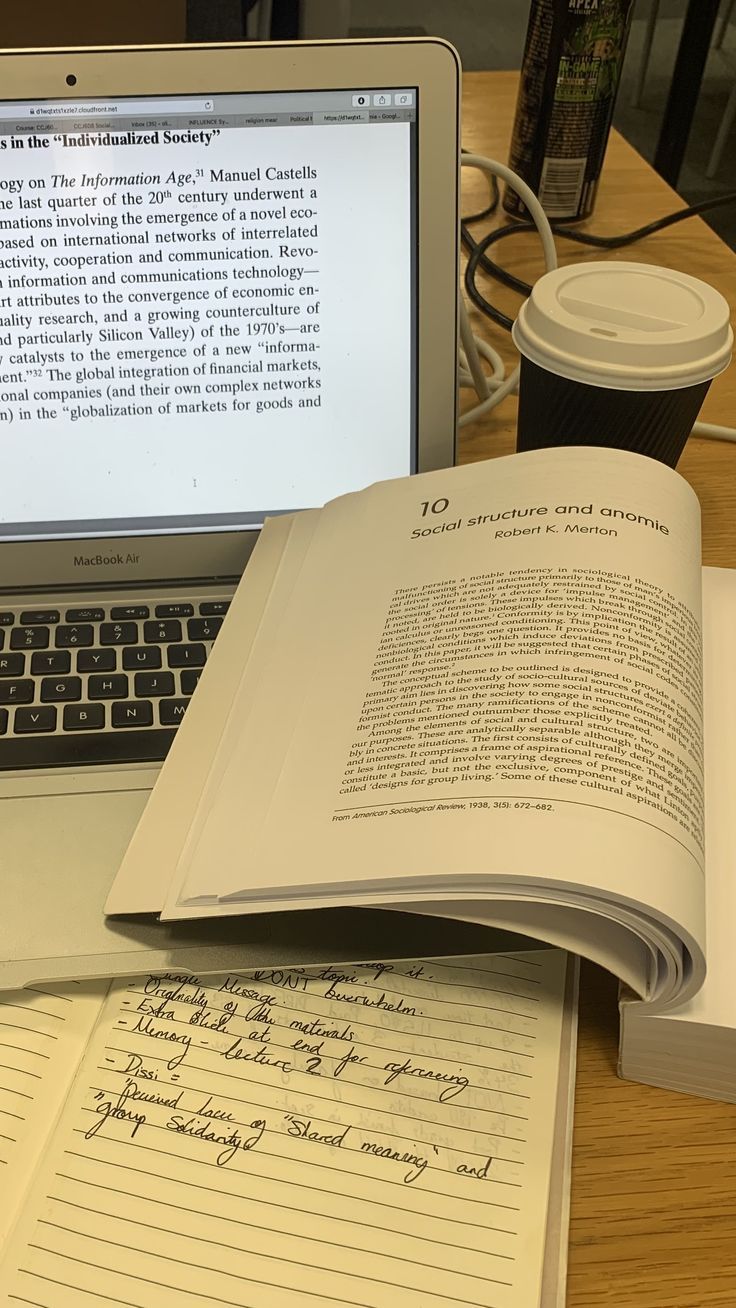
{"left": 0, "top": 37, "right": 502, "bottom": 987}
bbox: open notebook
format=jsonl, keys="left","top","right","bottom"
{"left": 0, "top": 951, "right": 577, "bottom": 1307}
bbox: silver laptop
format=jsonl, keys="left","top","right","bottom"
{"left": 0, "top": 37, "right": 484, "bottom": 987}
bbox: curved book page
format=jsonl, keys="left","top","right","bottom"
{"left": 114, "top": 447, "right": 706, "bottom": 1007}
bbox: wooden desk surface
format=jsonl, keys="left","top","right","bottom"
{"left": 460, "top": 72, "right": 736, "bottom": 1308}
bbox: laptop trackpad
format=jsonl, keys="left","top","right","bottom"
{"left": 1, "top": 773, "right": 156, "bottom": 988}
{"left": 0, "top": 772, "right": 534, "bottom": 990}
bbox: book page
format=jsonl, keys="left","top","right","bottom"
{"left": 0, "top": 980, "right": 108, "bottom": 1244}
{"left": 168, "top": 448, "right": 705, "bottom": 997}
{"left": 105, "top": 510, "right": 314, "bottom": 915}
{"left": 666, "top": 565, "right": 736, "bottom": 1026}
{"left": 619, "top": 566, "right": 736, "bottom": 1090}
{"left": 1, "top": 952, "right": 570, "bottom": 1308}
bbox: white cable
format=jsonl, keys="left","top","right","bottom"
{"left": 459, "top": 295, "right": 491, "bottom": 400}
{"left": 459, "top": 334, "right": 505, "bottom": 387}
{"left": 692, "top": 420, "right": 736, "bottom": 443}
{"left": 458, "top": 155, "right": 558, "bottom": 427}
{"left": 462, "top": 154, "right": 559, "bottom": 271}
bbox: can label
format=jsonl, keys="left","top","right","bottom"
{"left": 505, "top": 0, "right": 634, "bottom": 221}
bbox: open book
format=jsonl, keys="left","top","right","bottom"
{"left": 108, "top": 446, "right": 733, "bottom": 1100}
{"left": 0, "top": 952, "right": 577, "bottom": 1308}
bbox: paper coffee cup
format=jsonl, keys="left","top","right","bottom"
{"left": 512, "top": 261, "right": 733, "bottom": 466}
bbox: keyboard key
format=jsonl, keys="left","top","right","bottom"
{"left": 77, "top": 648, "right": 116, "bottom": 673}
{"left": 11, "top": 626, "right": 50, "bottom": 650}
{"left": 56, "top": 624, "right": 94, "bottom": 648}
{"left": 0, "top": 680, "right": 34, "bottom": 704}
{"left": 188, "top": 616, "right": 223, "bottom": 641}
{"left": 88, "top": 674, "right": 129, "bottom": 700}
{"left": 143, "top": 619, "right": 181, "bottom": 643}
{"left": 167, "top": 643, "right": 206, "bottom": 668}
{"left": 0, "top": 654, "right": 25, "bottom": 677}
{"left": 31, "top": 651, "right": 71, "bottom": 675}
{"left": 0, "top": 727, "right": 176, "bottom": 769}
{"left": 180, "top": 669, "right": 202, "bottom": 695}
{"left": 155, "top": 602, "right": 194, "bottom": 618}
{"left": 19, "top": 609, "right": 59, "bottom": 624}
{"left": 100, "top": 622, "right": 138, "bottom": 646}
{"left": 110, "top": 605, "right": 149, "bottom": 620}
{"left": 160, "top": 697, "right": 191, "bottom": 725}
{"left": 41, "top": 676, "right": 82, "bottom": 703}
{"left": 65, "top": 606, "right": 105, "bottom": 622}
{"left": 122, "top": 646, "right": 161, "bottom": 671}
{"left": 112, "top": 700, "right": 153, "bottom": 728}
{"left": 14, "top": 705, "right": 57, "bottom": 733}
{"left": 63, "top": 703, "right": 105, "bottom": 731}
{"left": 0, "top": 592, "right": 227, "bottom": 763}
{"left": 200, "top": 601, "right": 230, "bottom": 616}
{"left": 134, "top": 671, "right": 175, "bottom": 698}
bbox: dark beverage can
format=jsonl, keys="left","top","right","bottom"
{"left": 504, "top": 0, "right": 635, "bottom": 222}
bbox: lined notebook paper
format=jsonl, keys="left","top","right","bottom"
{"left": 0, "top": 981, "right": 107, "bottom": 1246}
{"left": 1, "top": 952, "right": 571, "bottom": 1308}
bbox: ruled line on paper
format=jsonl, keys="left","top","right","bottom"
{"left": 15, "top": 1257, "right": 377, "bottom": 1308}
{"left": 0, "top": 981, "right": 109, "bottom": 1246}
{"left": 86, "top": 1103, "right": 528, "bottom": 1161}
{"left": 428, "top": 962, "right": 543, "bottom": 986}
{"left": 116, "top": 988, "right": 535, "bottom": 1030}
{"left": 63, "top": 1126, "right": 525, "bottom": 1205}
{"left": 1, "top": 957, "right": 567, "bottom": 1308}
{"left": 118, "top": 985, "right": 539, "bottom": 1066}
{"left": 60, "top": 1142, "right": 524, "bottom": 1219}
{"left": 108, "top": 1017, "right": 537, "bottom": 1060}
{"left": 92, "top": 1058, "right": 533, "bottom": 1124}
{"left": 0, "top": 1041, "right": 51, "bottom": 1061}
{"left": 74, "top": 1106, "right": 528, "bottom": 1170}
{"left": 0, "top": 1004, "right": 66, "bottom": 1023}
{"left": 101, "top": 1043, "right": 535, "bottom": 1088}
{"left": 22, "top": 989, "right": 75, "bottom": 1003}
{"left": 85, "top": 1059, "right": 532, "bottom": 1141}
{"left": 108, "top": 1017, "right": 537, "bottom": 1076}
{"left": 53, "top": 1175, "right": 519, "bottom": 1244}
{"left": 1, "top": 1063, "right": 44, "bottom": 1081}
{"left": 0, "top": 1023, "right": 59, "bottom": 1042}
{"left": 126, "top": 972, "right": 541, "bottom": 1013}
{"left": 25, "top": 1238, "right": 512, "bottom": 1308}
{"left": 117, "top": 987, "right": 539, "bottom": 1042}
{"left": 38, "top": 1209, "right": 517, "bottom": 1280}
{"left": 15, "top": 1262, "right": 266, "bottom": 1308}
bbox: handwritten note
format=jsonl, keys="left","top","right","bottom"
{"left": 1, "top": 951, "right": 568, "bottom": 1307}
{"left": 0, "top": 980, "right": 107, "bottom": 1245}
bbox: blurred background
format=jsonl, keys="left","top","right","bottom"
{"left": 2, "top": 1, "right": 734, "bottom": 247}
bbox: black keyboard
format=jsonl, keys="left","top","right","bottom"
{"left": 0, "top": 597, "right": 231, "bottom": 770}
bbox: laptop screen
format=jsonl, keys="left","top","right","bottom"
{"left": 0, "top": 86, "right": 417, "bottom": 542}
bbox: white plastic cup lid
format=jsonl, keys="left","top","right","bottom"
{"left": 512, "top": 260, "right": 733, "bottom": 391}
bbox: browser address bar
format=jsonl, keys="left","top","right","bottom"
{"left": 0, "top": 99, "right": 214, "bottom": 119}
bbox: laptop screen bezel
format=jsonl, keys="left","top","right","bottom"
{"left": 0, "top": 39, "right": 459, "bottom": 592}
